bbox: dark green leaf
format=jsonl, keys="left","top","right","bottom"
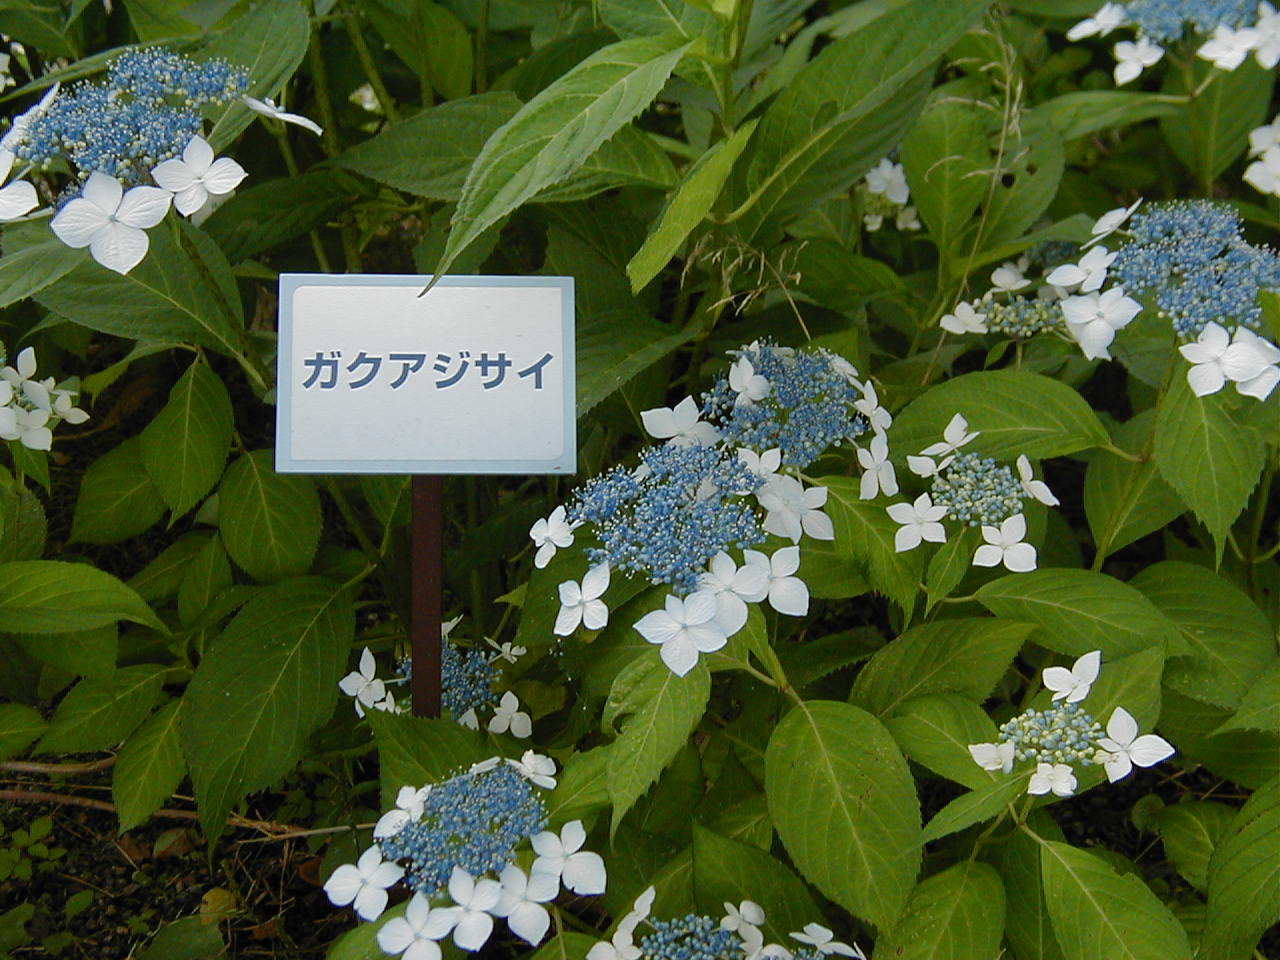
{"left": 71, "top": 437, "right": 167, "bottom": 545}
{"left": 141, "top": 362, "right": 234, "bottom": 519}
{"left": 38, "top": 665, "right": 167, "bottom": 754}
{"left": 218, "top": 450, "right": 320, "bottom": 583}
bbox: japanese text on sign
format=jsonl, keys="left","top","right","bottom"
{"left": 300, "top": 350, "right": 556, "bottom": 391}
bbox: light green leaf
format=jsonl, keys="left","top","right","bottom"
{"left": 362, "top": 0, "right": 471, "bottom": 100}
{"left": 533, "top": 123, "right": 680, "bottom": 203}
{"left": 124, "top": 0, "right": 201, "bottom": 41}
{"left": 1199, "top": 776, "right": 1280, "bottom": 960}
{"left": 136, "top": 915, "right": 225, "bottom": 960}
{"left": 38, "top": 666, "right": 167, "bottom": 755}
{"left": 0, "top": 233, "right": 85, "bottom": 310}
{"left": 182, "top": 577, "right": 354, "bottom": 843}
{"left": 820, "top": 476, "right": 923, "bottom": 615}
{"left": 1155, "top": 801, "right": 1237, "bottom": 894}
{"left": 849, "top": 617, "right": 1034, "bottom": 718}
{"left": 1029, "top": 91, "right": 1182, "bottom": 143}
{"left": 996, "top": 809, "right": 1067, "bottom": 960}
{"left": 1159, "top": 687, "right": 1279, "bottom": 791}
{"left": 765, "top": 700, "right": 920, "bottom": 930}
{"left": 218, "top": 450, "right": 320, "bottom": 583}
{"left": 438, "top": 34, "right": 692, "bottom": 276}
{"left": 798, "top": 537, "right": 870, "bottom": 600}
{"left": 900, "top": 100, "right": 989, "bottom": 257}
{"left": 974, "top": 119, "right": 1064, "bottom": 251}
{"left": 546, "top": 746, "right": 612, "bottom": 826}
{"left": 0, "top": 560, "right": 165, "bottom": 633}
{"left": 1040, "top": 841, "right": 1192, "bottom": 960}
{"left": 1161, "top": 59, "right": 1273, "bottom": 184}
{"left": 925, "top": 528, "right": 979, "bottom": 613}
{"left": 141, "top": 362, "right": 234, "bottom": 519}
{"left": 885, "top": 694, "right": 1001, "bottom": 791}
{"left": 365, "top": 709, "right": 489, "bottom": 809}
{"left": 921, "top": 775, "right": 1026, "bottom": 844}
{"left": 0, "top": 703, "right": 46, "bottom": 760}
{"left": 529, "top": 932, "right": 598, "bottom": 960}
{"left": 877, "top": 860, "right": 1005, "bottom": 960}
{"left": 1214, "top": 661, "right": 1280, "bottom": 735}
{"left": 70, "top": 437, "right": 167, "bottom": 545}
{"left": 113, "top": 699, "right": 187, "bottom": 832}
{"left": 889, "top": 371, "right": 1109, "bottom": 461}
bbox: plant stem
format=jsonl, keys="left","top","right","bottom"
{"left": 344, "top": 2, "right": 400, "bottom": 123}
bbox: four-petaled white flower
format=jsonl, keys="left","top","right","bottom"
{"left": 940, "top": 301, "right": 988, "bottom": 336}
{"left": 887, "top": 493, "right": 948, "bottom": 552}
{"left": 50, "top": 388, "right": 89, "bottom": 425}
{"left": 699, "top": 550, "right": 769, "bottom": 635}
{"left": 921, "top": 413, "right": 978, "bottom": 460}
{"left": 151, "top": 135, "right": 246, "bottom": 217}
{"left": 376, "top": 892, "right": 456, "bottom": 960}
{"left": 968, "top": 740, "right": 1015, "bottom": 774}
{"left": 241, "top": 94, "right": 324, "bottom": 135}
{"left": 529, "top": 504, "right": 579, "bottom": 568}
{"left": 990, "top": 261, "right": 1030, "bottom": 293}
{"left": 1045, "top": 245, "right": 1116, "bottom": 293}
{"left": 758, "top": 475, "right": 834, "bottom": 542}
{"left": 1229, "top": 327, "right": 1280, "bottom": 400}
{"left": 531, "top": 819, "right": 607, "bottom": 895}
{"left": 338, "top": 647, "right": 386, "bottom": 717}
{"left": 1086, "top": 198, "right": 1141, "bottom": 246}
{"left": 554, "top": 562, "right": 610, "bottom": 635}
{"left": 374, "top": 784, "right": 430, "bottom": 839}
{"left": 0, "top": 149, "right": 37, "bottom": 221}
{"left": 486, "top": 637, "right": 527, "bottom": 663}
{"left": 1250, "top": 116, "right": 1280, "bottom": 157}
{"left": 1066, "top": 2, "right": 1127, "bottom": 40}
{"left": 640, "top": 396, "right": 719, "bottom": 446}
{"left": 0, "top": 403, "right": 51, "bottom": 450}
{"left": 587, "top": 888, "right": 654, "bottom": 960}
{"left": 742, "top": 546, "right": 809, "bottom": 617}
{"left": 1043, "top": 650, "right": 1101, "bottom": 703}
{"left": 2, "top": 347, "right": 50, "bottom": 409}
{"left": 323, "top": 845, "right": 404, "bottom": 921}
{"left": 488, "top": 690, "right": 532, "bottom": 738}
{"left": 729, "top": 356, "right": 770, "bottom": 406}
{"left": 51, "top": 171, "right": 172, "bottom": 274}
{"left": 634, "top": 591, "right": 728, "bottom": 676}
{"left": 1197, "top": 23, "right": 1259, "bottom": 71}
{"left": 973, "top": 514, "right": 1037, "bottom": 572}
{"left": 493, "top": 865, "right": 558, "bottom": 945}
{"left": 790, "top": 923, "right": 864, "bottom": 958}
{"left": 854, "top": 382, "right": 892, "bottom": 432}
{"left": 507, "top": 750, "right": 557, "bottom": 789}
{"left": 1060, "top": 287, "right": 1142, "bottom": 360}
{"left": 445, "top": 866, "right": 501, "bottom": 950}
{"left": 895, "top": 205, "right": 921, "bottom": 231}
{"left": 1016, "top": 455, "right": 1059, "bottom": 506}
{"left": 856, "top": 431, "right": 898, "bottom": 500}
{"left": 737, "top": 447, "right": 782, "bottom": 480}
{"left": 1113, "top": 37, "right": 1164, "bottom": 85}
{"left": 1028, "top": 762, "right": 1077, "bottom": 797}
{"left": 721, "top": 900, "right": 765, "bottom": 934}
{"left": 1097, "top": 706, "right": 1176, "bottom": 782}
{"left": 742, "top": 925, "right": 795, "bottom": 960}
{"left": 865, "top": 158, "right": 909, "bottom": 205}
{"left": 906, "top": 453, "right": 952, "bottom": 478}
{"left": 1178, "top": 322, "right": 1274, "bottom": 398}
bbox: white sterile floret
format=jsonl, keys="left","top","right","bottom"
{"left": 51, "top": 171, "right": 171, "bottom": 275}
{"left": 742, "top": 546, "right": 809, "bottom": 616}
{"left": 1197, "top": 23, "right": 1259, "bottom": 71}
{"left": 1066, "top": 2, "right": 1127, "bottom": 40}
{"left": 241, "top": 95, "right": 324, "bottom": 135}
{"left": 990, "top": 260, "right": 1031, "bottom": 292}
{"left": 1244, "top": 146, "right": 1280, "bottom": 196}
{"left": 887, "top": 493, "right": 948, "bottom": 552}
{"left": 634, "top": 591, "right": 728, "bottom": 676}
{"left": 1045, "top": 245, "right": 1116, "bottom": 293}
{"left": 487, "top": 690, "right": 532, "bottom": 738}
{"left": 721, "top": 900, "right": 765, "bottom": 934}
{"left": 150, "top": 135, "right": 246, "bottom": 217}
{"left": 457, "top": 707, "right": 480, "bottom": 730}
{"left": 507, "top": 750, "right": 557, "bottom": 789}
{"left": 486, "top": 637, "right": 527, "bottom": 663}
{"left": 323, "top": 845, "right": 404, "bottom": 921}
{"left": 968, "top": 741, "right": 1015, "bottom": 774}
{"left": 906, "top": 453, "right": 952, "bottom": 478}
{"left": 1060, "top": 287, "right": 1142, "bottom": 360}
{"left": 531, "top": 819, "right": 607, "bottom": 895}
{"left": 699, "top": 550, "right": 769, "bottom": 635}
{"left": 640, "top": 395, "right": 720, "bottom": 446}
{"left": 921, "top": 413, "right": 978, "bottom": 459}
{"left": 1229, "top": 328, "right": 1280, "bottom": 400}
{"left": 1255, "top": 2, "right": 1280, "bottom": 66}
{"left": 1043, "top": 650, "right": 1101, "bottom": 703}
{"left": 856, "top": 430, "right": 898, "bottom": 500}
{"left": 729, "top": 356, "right": 770, "bottom": 406}
{"left": 1028, "top": 762, "right": 1077, "bottom": 797}
{"left": 864, "top": 157, "right": 910, "bottom": 205}
{"left": 529, "top": 504, "right": 579, "bottom": 568}
{"left": 854, "top": 381, "right": 892, "bottom": 432}
{"left": 737, "top": 447, "right": 782, "bottom": 480}
{"left": 757, "top": 475, "right": 834, "bottom": 542}
{"left": 587, "top": 925, "right": 640, "bottom": 960}
{"left": 51, "top": 388, "right": 89, "bottom": 425}
{"left": 1113, "top": 37, "right": 1164, "bottom": 85}
{"left": 1097, "top": 706, "right": 1176, "bottom": 782}
{"left": 493, "top": 865, "right": 558, "bottom": 945}
{"left": 2, "top": 347, "right": 48, "bottom": 408}
{"left": 1250, "top": 116, "right": 1280, "bottom": 157}
{"left": 445, "top": 866, "right": 502, "bottom": 950}
{"left": 1178, "top": 322, "right": 1273, "bottom": 397}
{"left": 376, "top": 892, "right": 457, "bottom": 960}
{"left": 940, "top": 301, "right": 988, "bottom": 335}
{"left": 895, "top": 205, "right": 921, "bottom": 231}
{"left": 554, "top": 562, "right": 610, "bottom": 635}
{"left": 1016, "top": 455, "right": 1060, "bottom": 506}
{"left": 973, "top": 513, "right": 1037, "bottom": 572}
{"left": 338, "top": 647, "right": 386, "bottom": 717}
{"left": 1087, "top": 198, "right": 1142, "bottom": 246}
{"left": 790, "top": 923, "right": 865, "bottom": 958}
{"left": 0, "top": 405, "right": 51, "bottom": 450}
{"left": 374, "top": 784, "right": 430, "bottom": 839}
{"left": 0, "top": 149, "right": 37, "bottom": 221}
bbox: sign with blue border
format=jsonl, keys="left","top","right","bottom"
{"left": 276, "top": 274, "right": 575, "bottom": 474}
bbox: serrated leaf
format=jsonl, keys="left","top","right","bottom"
{"left": 13, "top": 624, "right": 116, "bottom": 679}
{"left": 38, "top": 666, "right": 167, "bottom": 755}
{"left": 1155, "top": 801, "right": 1236, "bottom": 893}
{"left": 1199, "top": 776, "right": 1280, "bottom": 960}
{"left": 182, "top": 577, "right": 353, "bottom": 843}
{"left": 113, "top": 699, "right": 187, "bottom": 832}
{"left": 365, "top": 709, "right": 489, "bottom": 809}
{"left": 1160, "top": 58, "right": 1272, "bottom": 183}
{"left": 0, "top": 233, "right": 85, "bottom": 309}
{"left": 128, "top": 534, "right": 212, "bottom": 604}
{"left": 546, "top": 746, "right": 612, "bottom": 826}
{"left": 0, "top": 560, "right": 164, "bottom": 633}
{"left": 70, "top": 437, "right": 166, "bottom": 545}
{"left": 141, "top": 363, "right": 234, "bottom": 519}
{"left": 1159, "top": 687, "right": 1279, "bottom": 791}
{"left": 534, "top": 123, "right": 679, "bottom": 203}
{"left": 849, "top": 617, "right": 1034, "bottom": 718}
{"left": 922, "top": 775, "right": 1026, "bottom": 844}
{"left": 885, "top": 694, "right": 1001, "bottom": 790}
{"left": 178, "top": 535, "right": 232, "bottom": 627}
{"left": 900, "top": 100, "right": 989, "bottom": 257}
{"left": 0, "top": 703, "right": 46, "bottom": 760}
{"left": 877, "top": 860, "right": 1005, "bottom": 960}
{"left": 1214, "top": 661, "right": 1280, "bottom": 735}
{"left": 995, "top": 809, "right": 1067, "bottom": 960}
{"left": 821, "top": 476, "right": 923, "bottom": 615}
{"left": 765, "top": 700, "right": 920, "bottom": 930}
{"left": 438, "top": 34, "right": 691, "bottom": 276}
{"left": 925, "top": 528, "right": 979, "bottom": 613}
{"left": 218, "top": 450, "right": 320, "bottom": 583}
{"left": 889, "top": 371, "right": 1109, "bottom": 461}
{"left": 1029, "top": 90, "right": 1182, "bottom": 143}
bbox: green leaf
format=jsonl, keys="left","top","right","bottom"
{"left": 1214, "top": 661, "right": 1280, "bottom": 735}
{"left": 974, "top": 119, "right": 1064, "bottom": 251}
{"left": 995, "top": 810, "right": 1067, "bottom": 960}
{"left": 821, "top": 476, "right": 923, "bottom": 615}
{"left": 14, "top": 624, "right": 116, "bottom": 679}
{"left": 0, "top": 0, "right": 77, "bottom": 57}
{"left": 900, "top": 100, "right": 990, "bottom": 257}
{"left": 1155, "top": 801, "right": 1237, "bottom": 894}
{"left": 925, "top": 528, "right": 979, "bottom": 613}
{"left": 765, "top": 700, "right": 920, "bottom": 931}
{"left": 438, "top": 34, "right": 691, "bottom": 276}
{"left": 1160, "top": 59, "right": 1273, "bottom": 184}
{"left": 136, "top": 916, "right": 225, "bottom": 960}
{"left": 546, "top": 746, "right": 612, "bottom": 826}
{"left": 975, "top": 568, "right": 1183, "bottom": 659}
{"left": 528, "top": 932, "right": 597, "bottom": 960}
{"left": 0, "top": 233, "right": 85, "bottom": 309}
{"left": 38, "top": 665, "right": 167, "bottom": 755}
{"left": 0, "top": 560, "right": 164, "bottom": 633}
{"left": 365, "top": 709, "right": 489, "bottom": 808}
{"left": 362, "top": 0, "right": 472, "bottom": 100}
{"left": 124, "top": 0, "right": 201, "bottom": 41}
{"left": 691, "top": 824, "right": 821, "bottom": 947}
{"left": 885, "top": 694, "right": 1001, "bottom": 790}
{"left": 849, "top": 617, "right": 1034, "bottom": 718}
{"left": 605, "top": 651, "right": 711, "bottom": 832}
{"left": 1040, "top": 841, "right": 1192, "bottom": 960}
{"left": 1029, "top": 91, "right": 1182, "bottom": 143}
{"left": 1199, "top": 776, "right": 1280, "bottom": 960}
{"left": 798, "top": 537, "right": 870, "bottom": 600}
{"left": 889, "top": 371, "right": 1109, "bottom": 461}
{"left": 877, "top": 861, "right": 1005, "bottom": 960}
{"left": 1154, "top": 371, "right": 1265, "bottom": 557}
{"left": 731, "top": 0, "right": 988, "bottom": 240}
{"left": 0, "top": 703, "right": 46, "bottom": 760}
{"left": 113, "top": 700, "right": 187, "bottom": 832}
{"left": 534, "top": 124, "right": 679, "bottom": 203}
{"left": 218, "top": 450, "right": 320, "bottom": 583}
{"left": 128, "top": 534, "right": 211, "bottom": 603}
{"left": 1158, "top": 687, "right": 1279, "bottom": 790}
{"left": 793, "top": 240, "right": 904, "bottom": 313}
{"left": 1129, "top": 561, "right": 1275, "bottom": 710}
{"left": 627, "top": 119, "right": 758, "bottom": 292}
{"left": 141, "top": 362, "right": 234, "bottom": 519}
{"left": 178, "top": 535, "right": 233, "bottom": 627}
{"left": 182, "top": 577, "right": 354, "bottom": 843}
{"left": 921, "top": 775, "right": 1026, "bottom": 844}
{"left": 70, "top": 437, "right": 167, "bottom": 545}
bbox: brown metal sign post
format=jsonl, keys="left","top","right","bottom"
{"left": 410, "top": 475, "right": 444, "bottom": 717}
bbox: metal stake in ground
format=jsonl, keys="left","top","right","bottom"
{"left": 410, "top": 475, "right": 443, "bottom": 717}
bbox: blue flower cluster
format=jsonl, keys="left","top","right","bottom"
{"left": 379, "top": 762, "right": 547, "bottom": 899}
{"left": 1119, "top": 0, "right": 1255, "bottom": 40}
{"left": 440, "top": 641, "right": 498, "bottom": 720}
{"left": 13, "top": 48, "right": 247, "bottom": 184}
{"left": 701, "top": 343, "right": 869, "bottom": 469}
{"left": 998, "top": 701, "right": 1106, "bottom": 766}
{"left": 929, "top": 452, "right": 1024, "bottom": 526}
{"left": 640, "top": 914, "right": 740, "bottom": 960}
{"left": 1110, "top": 200, "right": 1280, "bottom": 338}
{"left": 569, "top": 444, "right": 762, "bottom": 594}
{"left": 983, "top": 296, "right": 1062, "bottom": 338}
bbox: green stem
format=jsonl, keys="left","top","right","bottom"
{"left": 325, "top": 478, "right": 383, "bottom": 563}
{"left": 307, "top": 21, "right": 363, "bottom": 271}
{"left": 271, "top": 124, "right": 334, "bottom": 272}
{"left": 475, "top": 0, "right": 489, "bottom": 94}
{"left": 344, "top": 2, "right": 401, "bottom": 123}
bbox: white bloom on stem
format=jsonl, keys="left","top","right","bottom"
{"left": 973, "top": 513, "right": 1037, "bottom": 572}
{"left": 50, "top": 387, "right": 88, "bottom": 425}
{"left": 486, "top": 637, "right": 527, "bottom": 663}
{"left": 488, "top": 691, "right": 532, "bottom": 738}
{"left": 1255, "top": 1, "right": 1280, "bottom": 67}
{"left": 241, "top": 94, "right": 323, "bottom": 135}
{"left": 1016, "top": 455, "right": 1059, "bottom": 506}
{"left": 895, "top": 205, "right": 921, "bottom": 231}
{"left": 469, "top": 756, "right": 501, "bottom": 774}
{"left": 741, "top": 926, "right": 795, "bottom": 960}
{"left": 1197, "top": 23, "right": 1259, "bottom": 71}
{"left": 554, "top": 562, "right": 610, "bottom": 635}
{"left": 699, "top": 550, "right": 769, "bottom": 634}
{"left": 968, "top": 740, "right": 1015, "bottom": 774}
{"left": 1066, "top": 2, "right": 1127, "bottom": 40}
{"left": 150, "top": 135, "right": 246, "bottom": 217}
{"left": 493, "top": 865, "right": 558, "bottom": 945}
{"left": 1097, "top": 706, "right": 1176, "bottom": 782}
{"left": 507, "top": 750, "right": 556, "bottom": 789}
{"left": 758, "top": 475, "right": 834, "bottom": 542}
{"left": 854, "top": 381, "right": 892, "bottom": 432}
{"left": 921, "top": 413, "right": 978, "bottom": 459}
{"left": 1086, "top": 198, "right": 1142, "bottom": 246}
{"left": 457, "top": 707, "right": 480, "bottom": 730}
{"left": 374, "top": 784, "right": 430, "bottom": 839}
{"left": 721, "top": 901, "right": 765, "bottom": 934}
{"left": 1043, "top": 650, "right": 1101, "bottom": 703}
{"left": 588, "top": 888, "right": 654, "bottom": 960}
{"left": 991, "top": 261, "right": 1031, "bottom": 292}
{"left": 940, "top": 301, "right": 988, "bottom": 335}
{"left": 1249, "top": 116, "right": 1280, "bottom": 156}
{"left": 1244, "top": 146, "right": 1280, "bottom": 196}
{"left": 790, "top": 923, "right": 864, "bottom": 958}
{"left": 640, "top": 396, "right": 719, "bottom": 446}
{"left": 50, "top": 171, "right": 171, "bottom": 274}
{"left": 1113, "top": 36, "right": 1164, "bottom": 85}
{"left": 1229, "top": 327, "right": 1280, "bottom": 400}
{"left": 906, "top": 453, "right": 952, "bottom": 478}
{"left": 529, "top": 504, "right": 579, "bottom": 568}
{"left": 445, "top": 866, "right": 501, "bottom": 950}
{"left": 634, "top": 591, "right": 728, "bottom": 676}
{"left": 886, "top": 493, "right": 948, "bottom": 552}
{"left": 737, "top": 447, "right": 782, "bottom": 480}
{"left": 0, "top": 404, "right": 51, "bottom": 450}
{"left": 1045, "top": 245, "right": 1116, "bottom": 293}
{"left": 856, "top": 430, "right": 898, "bottom": 500}
{"left": 1028, "top": 762, "right": 1077, "bottom": 797}
{"left": 323, "top": 845, "right": 404, "bottom": 921}
{"left": 742, "top": 547, "right": 809, "bottom": 617}
{"left": 531, "top": 819, "right": 606, "bottom": 895}
{"left": 338, "top": 647, "right": 386, "bottom": 718}
{"left": 376, "top": 892, "right": 456, "bottom": 960}
{"left": 1, "top": 347, "right": 49, "bottom": 408}
{"left": 1179, "top": 322, "right": 1271, "bottom": 396}
{"left": 729, "top": 356, "right": 770, "bottom": 406}
{"left": 864, "top": 158, "right": 909, "bottom": 205}
{"left": 1060, "top": 287, "right": 1142, "bottom": 360}
{"left": 0, "top": 149, "right": 37, "bottom": 221}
